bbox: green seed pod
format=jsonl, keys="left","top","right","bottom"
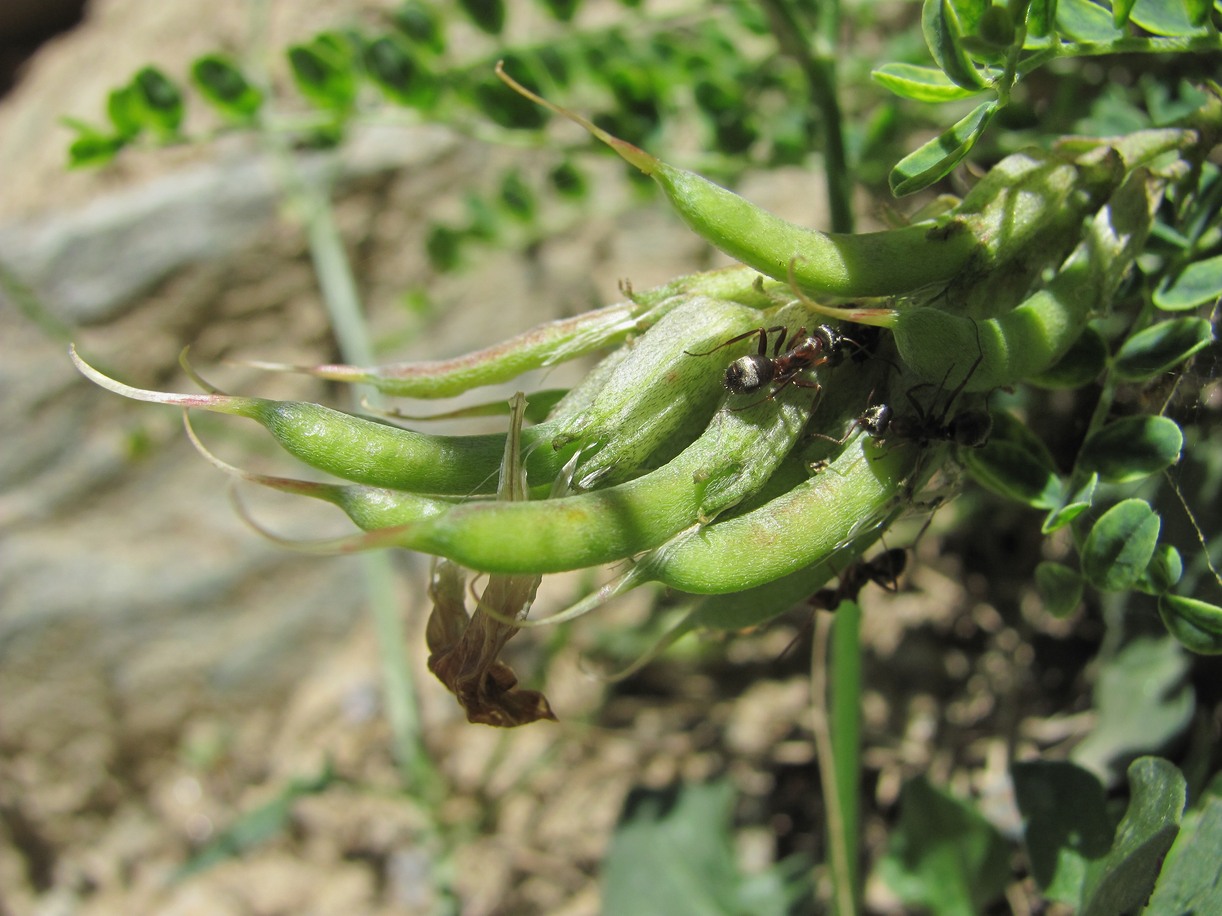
{"left": 637, "top": 434, "right": 919, "bottom": 594}
{"left": 895, "top": 168, "right": 1161, "bottom": 390}
{"left": 1030, "top": 325, "right": 1108, "bottom": 389}
{"left": 639, "top": 163, "right": 978, "bottom": 298}
{"left": 495, "top": 63, "right": 979, "bottom": 298}
{"left": 70, "top": 346, "right": 574, "bottom": 494}
{"left": 893, "top": 295, "right": 1084, "bottom": 393}
{"left": 555, "top": 295, "right": 771, "bottom": 487}
{"left": 248, "top": 266, "right": 774, "bottom": 398}
{"left": 184, "top": 414, "right": 461, "bottom": 529}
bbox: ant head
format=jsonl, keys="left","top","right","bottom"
{"left": 813, "top": 325, "right": 844, "bottom": 364}
{"left": 949, "top": 409, "right": 992, "bottom": 448}
{"left": 873, "top": 547, "right": 908, "bottom": 584}
{"left": 725, "top": 354, "right": 775, "bottom": 394}
{"left": 860, "top": 403, "right": 892, "bottom": 438}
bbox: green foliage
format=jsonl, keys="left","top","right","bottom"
{"left": 601, "top": 781, "right": 811, "bottom": 916}
{"left": 1035, "top": 560, "right": 1085, "bottom": 617}
{"left": 875, "top": 775, "right": 1011, "bottom": 915}
{"left": 876, "top": 0, "right": 1222, "bottom": 194}
{"left": 1079, "top": 757, "right": 1186, "bottom": 916}
{"left": 1013, "top": 760, "right": 1114, "bottom": 904}
{"left": 1112, "top": 317, "right": 1214, "bottom": 379}
{"left": 1159, "top": 593, "right": 1222, "bottom": 653}
{"left": 1014, "top": 756, "right": 1193, "bottom": 912}
{"left": 962, "top": 409, "right": 1063, "bottom": 508}
{"left": 360, "top": 35, "right": 439, "bottom": 110}
{"left": 1079, "top": 416, "right": 1183, "bottom": 483}
{"left": 1155, "top": 252, "right": 1222, "bottom": 309}
{"left": 457, "top": 0, "right": 506, "bottom": 36}
{"left": 63, "top": 1, "right": 1222, "bottom": 911}
{"left": 1146, "top": 792, "right": 1222, "bottom": 911}
{"left": 190, "top": 55, "right": 263, "bottom": 121}
{"left": 390, "top": 2, "right": 446, "bottom": 55}
{"left": 59, "top": 3, "right": 874, "bottom": 265}
{"left": 1070, "top": 637, "right": 1194, "bottom": 783}
{"left": 1083, "top": 499, "right": 1162, "bottom": 592}
{"left": 287, "top": 32, "right": 358, "bottom": 112}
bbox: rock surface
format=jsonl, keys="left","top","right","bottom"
{"left": 0, "top": 1, "right": 727, "bottom": 911}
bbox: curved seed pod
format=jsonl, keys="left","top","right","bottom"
{"left": 544, "top": 340, "right": 632, "bottom": 422}
{"left": 495, "top": 63, "right": 979, "bottom": 298}
{"left": 71, "top": 345, "right": 574, "bottom": 494}
{"left": 894, "top": 168, "right": 1162, "bottom": 390}
{"left": 637, "top": 433, "right": 919, "bottom": 594}
{"left": 948, "top": 146, "right": 1126, "bottom": 316}
{"left": 183, "top": 411, "right": 460, "bottom": 527}
{"left": 245, "top": 265, "right": 773, "bottom": 397}
{"left": 560, "top": 295, "right": 786, "bottom": 487}
{"left": 566, "top": 549, "right": 858, "bottom": 681}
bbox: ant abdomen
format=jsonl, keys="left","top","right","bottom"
{"left": 725, "top": 354, "right": 776, "bottom": 394}
{"left": 947, "top": 409, "right": 992, "bottom": 448}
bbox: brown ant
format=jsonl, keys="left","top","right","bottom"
{"left": 686, "top": 323, "right": 849, "bottom": 404}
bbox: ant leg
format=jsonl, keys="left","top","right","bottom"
{"left": 937, "top": 318, "right": 986, "bottom": 420}
{"left": 809, "top": 421, "right": 859, "bottom": 448}
{"left": 787, "top": 376, "right": 822, "bottom": 390}
{"left": 685, "top": 325, "right": 788, "bottom": 357}
{"left": 782, "top": 326, "right": 805, "bottom": 358}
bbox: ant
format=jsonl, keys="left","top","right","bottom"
{"left": 809, "top": 547, "right": 908, "bottom": 612}
{"left": 776, "top": 547, "right": 908, "bottom": 661}
{"left": 869, "top": 354, "right": 993, "bottom": 450}
{"left": 820, "top": 324, "right": 992, "bottom": 451}
{"left": 686, "top": 323, "right": 849, "bottom": 405}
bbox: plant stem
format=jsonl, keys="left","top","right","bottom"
{"left": 829, "top": 601, "right": 863, "bottom": 914}
{"left": 812, "top": 606, "right": 862, "bottom": 915}
{"left": 761, "top": 0, "right": 854, "bottom": 234}
{"left": 275, "top": 146, "right": 434, "bottom": 791}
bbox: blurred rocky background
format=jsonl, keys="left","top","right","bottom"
{"left": 3, "top": 2, "right": 1020, "bottom": 912}
{"left": 0, "top": 2, "right": 808, "bottom": 912}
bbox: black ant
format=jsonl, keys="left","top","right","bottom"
{"left": 870, "top": 357, "right": 992, "bottom": 449}
{"left": 777, "top": 547, "right": 908, "bottom": 661}
{"left": 686, "top": 323, "right": 848, "bottom": 404}
{"left": 809, "top": 547, "right": 908, "bottom": 612}
{"left": 821, "top": 325, "right": 992, "bottom": 451}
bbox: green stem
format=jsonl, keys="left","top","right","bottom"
{"left": 762, "top": 0, "right": 854, "bottom": 233}
{"left": 828, "top": 601, "right": 863, "bottom": 914}
{"left": 275, "top": 147, "right": 431, "bottom": 790}
{"left": 1018, "top": 34, "right": 1222, "bottom": 80}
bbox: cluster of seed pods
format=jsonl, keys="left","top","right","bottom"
{"left": 71, "top": 79, "right": 1216, "bottom": 648}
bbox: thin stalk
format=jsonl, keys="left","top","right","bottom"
{"left": 260, "top": 102, "right": 433, "bottom": 791}
{"left": 1017, "top": 34, "right": 1222, "bottom": 80}
{"left": 762, "top": 0, "right": 854, "bottom": 234}
{"left": 811, "top": 607, "right": 861, "bottom": 916}
{"left": 829, "top": 600, "right": 863, "bottom": 914}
